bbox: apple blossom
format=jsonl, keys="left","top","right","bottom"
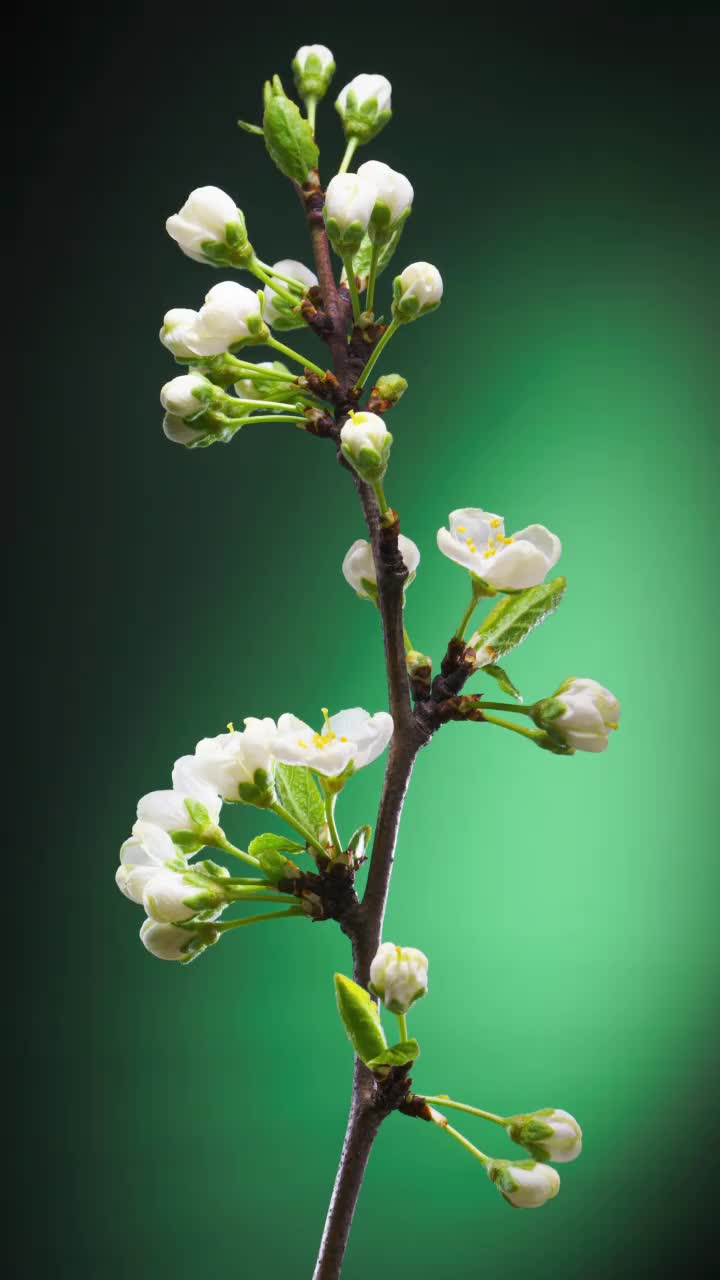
{"left": 438, "top": 508, "right": 561, "bottom": 590}
{"left": 184, "top": 282, "right": 268, "bottom": 357}
{"left": 140, "top": 917, "right": 219, "bottom": 963}
{"left": 486, "top": 1159, "right": 560, "bottom": 1209}
{"left": 357, "top": 160, "right": 413, "bottom": 243}
{"left": 535, "top": 678, "right": 621, "bottom": 753}
{"left": 166, "top": 185, "right": 252, "bottom": 267}
{"left": 342, "top": 535, "right": 420, "bottom": 601}
{"left": 324, "top": 173, "right": 378, "bottom": 253}
{"left": 136, "top": 777, "right": 221, "bottom": 836}
{"left": 273, "top": 707, "right": 393, "bottom": 777}
{"left": 160, "top": 373, "right": 216, "bottom": 420}
{"left": 369, "top": 943, "right": 429, "bottom": 1014}
{"left": 143, "top": 866, "right": 226, "bottom": 924}
{"left": 506, "top": 1109, "right": 583, "bottom": 1164}
{"left": 335, "top": 74, "right": 392, "bottom": 143}
{"left": 392, "top": 262, "right": 443, "bottom": 323}
{"left": 292, "top": 44, "right": 335, "bottom": 100}
{"left": 263, "top": 259, "right": 318, "bottom": 330}
{"left": 174, "top": 717, "right": 277, "bottom": 803}
{"left": 159, "top": 307, "right": 199, "bottom": 359}
{"left": 340, "top": 412, "right": 392, "bottom": 482}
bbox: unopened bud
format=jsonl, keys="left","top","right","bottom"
{"left": 369, "top": 942, "right": 429, "bottom": 1014}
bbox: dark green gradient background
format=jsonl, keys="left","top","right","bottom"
{"left": 15, "top": 10, "right": 719, "bottom": 1278}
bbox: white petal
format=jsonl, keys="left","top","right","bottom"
{"left": 482, "top": 539, "right": 551, "bottom": 589}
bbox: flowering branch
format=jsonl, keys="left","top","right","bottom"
{"left": 117, "top": 40, "right": 622, "bottom": 1280}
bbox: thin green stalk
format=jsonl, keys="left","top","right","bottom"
{"left": 342, "top": 253, "right": 362, "bottom": 321}
{"left": 455, "top": 587, "right": 483, "bottom": 641}
{"left": 482, "top": 713, "right": 544, "bottom": 742}
{"left": 396, "top": 1012, "right": 409, "bottom": 1042}
{"left": 231, "top": 398, "right": 308, "bottom": 413}
{"left": 479, "top": 702, "right": 534, "bottom": 716}
{"left": 267, "top": 335, "right": 326, "bottom": 378}
{"left": 228, "top": 358, "right": 300, "bottom": 381}
{"left": 370, "top": 478, "right": 389, "bottom": 515}
{"left": 337, "top": 136, "right": 359, "bottom": 175}
{"left": 272, "top": 801, "right": 328, "bottom": 859}
{"left": 353, "top": 318, "right": 400, "bottom": 391}
{"left": 441, "top": 1123, "right": 491, "bottom": 1166}
{"left": 254, "top": 262, "right": 306, "bottom": 292}
{"left": 423, "top": 1098, "right": 507, "bottom": 1126}
{"left": 324, "top": 792, "right": 344, "bottom": 857}
{"left": 213, "top": 412, "right": 308, "bottom": 428}
{"left": 211, "top": 834, "right": 260, "bottom": 869}
{"left": 366, "top": 241, "right": 381, "bottom": 313}
{"left": 226, "top": 889, "right": 300, "bottom": 905}
{"left": 306, "top": 96, "right": 317, "bottom": 132}
{"left": 250, "top": 261, "right": 300, "bottom": 306}
{"left": 216, "top": 907, "right": 305, "bottom": 932}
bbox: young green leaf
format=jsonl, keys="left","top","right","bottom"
{"left": 472, "top": 577, "right": 567, "bottom": 667}
{"left": 248, "top": 832, "right": 305, "bottom": 858}
{"left": 366, "top": 1039, "right": 420, "bottom": 1070}
{"left": 348, "top": 225, "right": 406, "bottom": 291}
{"left": 263, "top": 76, "right": 318, "bottom": 185}
{"left": 347, "top": 824, "right": 372, "bottom": 862}
{"left": 483, "top": 663, "right": 523, "bottom": 702}
{"left": 334, "top": 974, "right": 387, "bottom": 1065}
{"left": 275, "top": 763, "right": 326, "bottom": 837}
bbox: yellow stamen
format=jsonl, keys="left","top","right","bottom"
{"left": 297, "top": 739, "right": 308, "bottom": 748}
{"left": 607, "top": 722, "right": 619, "bottom": 731}
{"left": 483, "top": 548, "right": 496, "bottom": 558}
{"left": 490, "top": 518, "right": 501, "bottom": 529}
{"left": 457, "top": 525, "right": 466, "bottom": 533}
{"left": 226, "top": 721, "right": 235, "bottom": 732}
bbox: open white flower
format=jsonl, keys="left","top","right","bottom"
{"left": 324, "top": 173, "right": 378, "bottom": 252}
{"left": 142, "top": 867, "right": 226, "bottom": 923}
{"left": 166, "top": 186, "right": 248, "bottom": 266}
{"left": 292, "top": 44, "right": 335, "bottom": 99}
{"left": 185, "top": 281, "right": 266, "bottom": 357}
{"left": 487, "top": 1159, "right": 560, "bottom": 1209}
{"left": 273, "top": 707, "right": 393, "bottom": 777}
{"left": 136, "top": 777, "right": 221, "bottom": 835}
{"left": 174, "top": 717, "right": 277, "bottom": 802}
{"left": 263, "top": 259, "right": 318, "bottom": 330}
{"left": 357, "top": 160, "right": 413, "bottom": 240}
{"left": 335, "top": 75, "right": 392, "bottom": 143}
{"left": 160, "top": 373, "right": 215, "bottom": 419}
{"left": 437, "top": 508, "right": 561, "bottom": 590}
{"left": 507, "top": 1109, "right": 583, "bottom": 1163}
{"left": 140, "top": 918, "right": 218, "bottom": 963}
{"left": 392, "top": 262, "right": 443, "bottom": 322}
{"left": 369, "top": 943, "right": 429, "bottom": 1014}
{"left": 159, "top": 307, "right": 199, "bottom": 359}
{"left": 543, "top": 678, "right": 620, "bottom": 753}
{"left": 342, "top": 535, "right": 420, "bottom": 601}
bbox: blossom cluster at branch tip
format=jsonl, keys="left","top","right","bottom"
{"left": 439, "top": 507, "right": 561, "bottom": 590}
{"left": 369, "top": 943, "right": 429, "bottom": 1014}
{"left": 342, "top": 535, "right": 420, "bottom": 601}
{"left": 533, "top": 678, "right": 621, "bottom": 753}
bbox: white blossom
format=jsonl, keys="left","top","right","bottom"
{"left": 116, "top": 821, "right": 185, "bottom": 904}
{"left": 292, "top": 45, "right": 335, "bottom": 99}
{"left": 142, "top": 867, "right": 225, "bottom": 924}
{"left": 166, "top": 186, "right": 245, "bottom": 265}
{"left": 162, "top": 413, "right": 207, "bottom": 446}
{"left": 273, "top": 707, "right": 393, "bottom": 777}
{"left": 262, "top": 259, "right": 318, "bottom": 329}
{"left": 357, "top": 160, "right": 413, "bottom": 232}
{"left": 159, "top": 307, "right": 199, "bottom": 359}
{"left": 342, "top": 536, "right": 420, "bottom": 601}
{"left": 340, "top": 412, "right": 392, "bottom": 479}
{"left": 136, "top": 778, "right": 221, "bottom": 835}
{"left": 438, "top": 508, "right": 561, "bottom": 590}
{"left": 233, "top": 361, "right": 294, "bottom": 401}
{"left": 160, "top": 373, "right": 214, "bottom": 419}
{"left": 335, "top": 75, "right": 392, "bottom": 143}
{"left": 486, "top": 1159, "right": 560, "bottom": 1209}
{"left": 369, "top": 943, "right": 429, "bottom": 1014}
{"left": 507, "top": 1109, "right": 583, "bottom": 1163}
{"left": 545, "top": 678, "right": 620, "bottom": 753}
{"left": 324, "top": 173, "right": 377, "bottom": 240}
{"left": 174, "top": 717, "right": 277, "bottom": 802}
{"left": 392, "top": 262, "right": 443, "bottom": 322}
{"left": 140, "top": 918, "right": 217, "bottom": 963}
{"left": 185, "top": 282, "right": 266, "bottom": 357}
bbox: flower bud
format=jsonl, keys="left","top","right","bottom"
{"left": 486, "top": 1159, "right": 560, "bottom": 1209}
{"left": 142, "top": 867, "right": 227, "bottom": 924}
{"left": 140, "top": 918, "right": 219, "bottom": 963}
{"left": 292, "top": 44, "right": 335, "bottom": 100}
{"left": 159, "top": 308, "right": 199, "bottom": 360}
{"left": 324, "top": 173, "right": 377, "bottom": 255}
{"left": 166, "top": 186, "right": 253, "bottom": 268}
{"left": 185, "top": 281, "right": 268, "bottom": 357}
{"left": 534, "top": 677, "right": 621, "bottom": 753}
{"left": 506, "top": 1110, "right": 582, "bottom": 1163}
{"left": 162, "top": 414, "right": 209, "bottom": 447}
{"left": 263, "top": 75, "right": 319, "bottom": 185}
{"left": 368, "top": 373, "right": 408, "bottom": 412}
{"left": 335, "top": 74, "right": 392, "bottom": 144}
{"left": 357, "top": 160, "right": 413, "bottom": 244}
{"left": 369, "top": 942, "right": 428, "bottom": 1014}
{"left": 160, "top": 373, "right": 216, "bottom": 420}
{"left": 115, "top": 862, "right": 163, "bottom": 905}
{"left": 234, "top": 361, "right": 295, "bottom": 401}
{"left": 392, "top": 262, "right": 443, "bottom": 323}
{"left": 342, "top": 535, "right": 419, "bottom": 601}
{"left": 340, "top": 411, "right": 392, "bottom": 482}
{"left": 262, "top": 259, "right": 318, "bottom": 330}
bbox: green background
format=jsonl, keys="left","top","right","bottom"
{"left": 17, "top": 9, "right": 719, "bottom": 1277}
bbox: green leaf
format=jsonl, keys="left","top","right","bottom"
{"left": 349, "top": 225, "right": 406, "bottom": 290}
{"left": 366, "top": 1039, "right": 420, "bottom": 1070}
{"left": 237, "top": 119, "right": 264, "bottom": 136}
{"left": 472, "top": 577, "right": 567, "bottom": 666}
{"left": 263, "top": 76, "right": 319, "bottom": 184}
{"left": 248, "top": 832, "right": 305, "bottom": 858}
{"left": 347, "top": 824, "right": 372, "bottom": 861}
{"left": 275, "top": 763, "right": 325, "bottom": 837}
{"left": 334, "top": 974, "right": 387, "bottom": 1065}
{"left": 483, "top": 663, "right": 523, "bottom": 702}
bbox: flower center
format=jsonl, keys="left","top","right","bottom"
{"left": 297, "top": 707, "right": 350, "bottom": 751}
